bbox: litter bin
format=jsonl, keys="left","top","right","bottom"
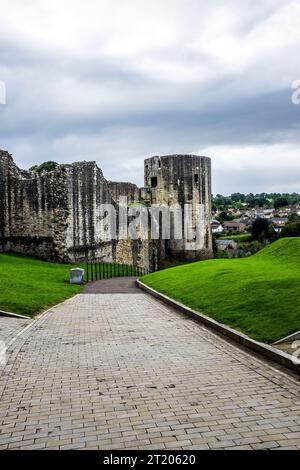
{"left": 70, "top": 268, "right": 85, "bottom": 284}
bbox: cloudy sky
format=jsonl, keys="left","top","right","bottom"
{"left": 0, "top": 0, "right": 300, "bottom": 194}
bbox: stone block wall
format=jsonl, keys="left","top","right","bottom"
{"left": 0, "top": 151, "right": 155, "bottom": 268}
{"left": 0, "top": 150, "right": 70, "bottom": 260}
{"left": 107, "top": 181, "right": 140, "bottom": 204}
{"left": 144, "top": 155, "right": 213, "bottom": 260}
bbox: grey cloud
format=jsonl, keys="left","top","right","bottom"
{"left": 0, "top": 0, "right": 299, "bottom": 194}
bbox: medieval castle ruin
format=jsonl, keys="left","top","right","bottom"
{"left": 0, "top": 150, "right": 212, "bottom": 270}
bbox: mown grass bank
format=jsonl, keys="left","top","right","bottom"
{"left": 219, "top": 233, "right": 252, "bottom": 242}
{"left": 141, "top": 238, "right": 300, "bottom": 343}
{"left": 0, "top": 253, "right": 83, "bottom": 317}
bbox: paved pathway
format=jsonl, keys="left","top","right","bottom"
{"left": 82, "top": 276, "right": 140, "bottom": 294}
{"left": 0, "top": 279, "right": 299, "bottom": 450}
{"left": 0, "top": 316, "right": 30, "bottom": 345}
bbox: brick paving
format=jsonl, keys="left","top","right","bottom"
{"left": 0, "top": 283, "right": 299, "bottom": 450}
{"left": 0, "top": 316, "right": 30, "bottom": 345}
{"left": 82, "top": 276, "right": 140, "bottom": 294}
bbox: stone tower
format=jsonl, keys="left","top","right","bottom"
{"left": 144, "top": 154, "right": 213, "bottom": 260}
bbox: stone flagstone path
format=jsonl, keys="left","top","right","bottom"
{"left": 0, "top": 278, "right": 299, "bottom": 450}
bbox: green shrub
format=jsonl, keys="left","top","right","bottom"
{"left": 281, "top": 222, "right": 300, "bottom": 237}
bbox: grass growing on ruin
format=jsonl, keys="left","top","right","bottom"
{"left": 141, "top": 238, "right": 300, "bottom": 343}
{"left": 0, "top": 253, "right": 83, "bottom": 316}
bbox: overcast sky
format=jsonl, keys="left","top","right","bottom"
{"left": 0, "top": 0, "right": 300, "bottom": 194}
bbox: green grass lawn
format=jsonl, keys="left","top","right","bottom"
{"left": 219, "top": 233, "right": 252, "bottom": 241}
{"left": 141, "top": 238, "right": 300, "bottom": 343}
{"left": 0, "top": 253, "right": 83, "bottom": 316}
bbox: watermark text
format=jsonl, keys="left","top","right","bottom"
{"left": 0, "top": 80, "right": 6, "bottom": 105}
{"left": 291, "top": 80, "right": 300, "bottom": 105}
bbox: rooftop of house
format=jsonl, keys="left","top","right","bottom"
{"left": 224, "top": 220, "right": 245, "bottom": 226}
{"left": 271, "top": 217, "right": 288, "bottom": 223}
{"left": 216, "top": 239, "right": 237, "bottom": 248}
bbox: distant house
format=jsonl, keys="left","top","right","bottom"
{"left": 240, "top": 217, "right": 255, "bottom": 228}
{"left": 211, "top": 220, "right": 224, "bottom": 234}
{"left": 290, "top": 205, "right": 300, "bottom": 216}
{"left": 271, "top": 217, "right": 288, "bottom": 226}
{"left": 216, "top": 239, "right": 238, "bottom": 256}
{"left": 227, "top": 208, "right": 242, "bottom": 217}
{"left": 254, "top": 208, "right": 275, "bottom": 219}
{"left": 262, "top": 209, "right": 274, "bottom": 219}
{"left": 223, "top": 220, "right": 246, "bottom": 233}
{"left": 271, "top": 217, "right": 288, "bottom": 233}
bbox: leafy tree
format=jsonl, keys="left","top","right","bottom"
{"left": 217, "top": 211, "right": 235, "bottom": 222}
{"left": 213, "top": 194, "right": 231, "bottom": 210}
{"left": 30, "top": 161, "right": 58, "bottom": 174}
{"left": 251, "top": 218, "right": 275, "bottom": 241}
{"left": 281, "top": 222, "right": 300, "bottom": 237}
{"left": 230, "top": 192, "right": 245, "bottom": 203}
{"left": 274, "top": 196, "right": 289, "bottom": 209}
{"left": 213, "top": 192, "right": 300, "bottom": 211}
{"left": 290, "top": 193, "right": 300, "bottom": 205}
{"left": 212, "top": 235, "right": 218, "bottom": 255}
{"left": 288, "top": 213, "right": 300, "bottom": 223}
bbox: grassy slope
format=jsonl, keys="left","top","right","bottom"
{"left": 0, "top": 253, "right": 83, "bottom": 316}
{"left": 141, "top": 238, "right": 300, "bottom": 343}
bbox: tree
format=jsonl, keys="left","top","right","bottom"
{"left": 213, "top": 192, "right": 300, "bottom": 211}
{"left": 29, "top": 161, "right": 58, "bottom": 174}
{"left": 212, "top": 235, "right": 218, "bottom": 255}
{"left": 217, "top": 211, "right": 234, "bottom": 222}
{"left": 281, "top": 222, "right": 300, "bottom": 237}
{"left": 251, "top": 218, "right": 275, "bottom": 240}
{"left": 230, "top": 193, "right": 245, "bottom": 203}
{"left": 288, "top": 213, "right": 300, "bottom": 223}
{"left": 274, "top": 196, "right": 289, "bottom": 209}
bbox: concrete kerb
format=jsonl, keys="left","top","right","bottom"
{"left": 136, "top": 280, "right": 300, "bottom": 375}
{"left": 0, "top": 309, "right": 30, "bottom": 320}
{"left": 273, "top": 330, "right": 300, "bottom": 345}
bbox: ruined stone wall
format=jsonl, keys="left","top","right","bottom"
{"left": 144, "top": 155, "right": 213, "bottom": 260}
{"left": 64, "top": 163, "right": 156, "bottom": 268}
{"left": 64, "top": 162, "right": 152, "bottom": 268}
{"left": 0, "top": 151, "right": 10, "bottom": 251}
{"left": 0, "top": 150, "right": 70, "bottom": 260}
{"left": 0, "top": 151, "right": 154, "bottom": 268}
{"left": 107, "top": 181, "right": 140, "bottom": 203}
{"left": 64, "top": 161, "right": 114, "bottom": 262}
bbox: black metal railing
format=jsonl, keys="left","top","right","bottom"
{"left": 85, "top": 262, "right": 150, "bottom": 283}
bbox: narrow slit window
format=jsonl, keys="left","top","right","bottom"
{"left": 194, "top": 174, "right": 199, "bottom": 183}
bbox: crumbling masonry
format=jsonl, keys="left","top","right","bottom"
{"left": 0, "top": 150, "right": 212, "bottom": 270}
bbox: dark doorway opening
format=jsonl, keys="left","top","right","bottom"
{"left": 151, "top": 177, "right": 158, "bottom": 188}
